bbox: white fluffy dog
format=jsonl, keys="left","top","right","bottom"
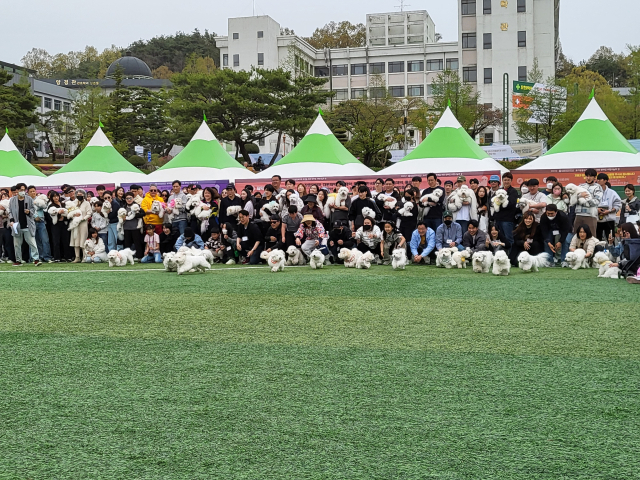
{"left": 419, "top": 189, "right": 443, "bottom": 216}
{"left": 338, "top": 247, "right": 361, "bottom": 268}
{"left": 518, "top": 251, "right": 552, "bottom": 272}
{"left": 163, "top": 252, "right": 178, "bottom": 272}
{"left": 472, "top": 251, "right": 493, "bottom": 273}
{"left": 0, "top": 198, "right": 10, "bottom": 216}
{"left": 165, "top": 198, "right": 183, "bottom": 223}
{"left": 47, "top": 205, "right": 68, "bottom": 225}
{"left": 436, "top": 248, "right": 456, "bottom": 268}
{"left": 391, "top": 248, "right": 407, "bottom": 270}
{"left": 309, "top": 249, "right": 325, "bottom": 269}
{"left": 491, "top": 189, "right": 509, "bottom": 213}
{"left": 101, "top": 200, "right": 112, "bottom": 218}
{"left": 150, "top": 200, "right": 165, "bottom": 218}
{"left": 452, "top": 248, "right": 472, "bottom": 269}
{"left": 65, "top": 200, "right": 84, "bottom": 231}
{"left": 565, "top": 183, "right": 593, "bottom": 206}
{"left": 397, "top": 201, "right": 414, "bottom": 217}
{"left": 286, "top": 245, "right": 307, "bottom": 266}
{"left": 594, "top": 251, "right": 621, "bottom": 278}
{"left": 187, "top": 247, "right": 214, "bottom": 264}
{"left": 260, "top": 249, "right": 286, "bottom": 272}
{"left": 565, "top": 248, "right": 589, "bottom": 270}
{"left": 357, "top": 251, "right": 375, "bottom": 269}
{"left": 107, "top": 248, "right": 135, "bottom": 267}
{"left": 447, "top": 192, "right": 463, "bottom": 212}
{"left": 175, "top": 251, "right": 210, "bottom": 275}
{"left": 226, "top": 205, "right": 242, "bottom": 217}
{"left": 33, "top": 194, "right": 48, "bottom": 210}
{"left": 492, "top": 250, "right": 511, "bottom": 276}
{"left": 361, "top": 206, "right": 376, "bottom": 220}
{"left": 517, "top": 197, "right": 532, "bottom": 210}
{"left": 116, "top": 208, "right": 127, "bottom": 240}
{"left": 259, "top": 200, "right": 280, "bottom": 222}
{"left": 383, "top": 196, "right": 397, "bottom": 210}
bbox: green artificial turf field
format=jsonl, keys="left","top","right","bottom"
{"left": 0, "top": 262, "right": 638, "bottom": 479}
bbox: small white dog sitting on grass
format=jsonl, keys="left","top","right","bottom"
{"left": 107, "top": 248, "right": 135, "bottom": 267}
{"left": 492, "top": 250, "right": 511, "bottom": 276}
{"left": 452, "top": 248, "right": 472, "bottom": 269}
{"left": 594, "top": 251, "right": 621, "bottom": 278}
{"left": 436, "top": 248, "right": 456, "bottom": 268}
{"left": 472, "top": 251, "right": 493, "bottom": 273}
{"left": 163, "top": 252, "right": 178, "bottom": 272}
{"left": 175, "top": 251, "right": 210, "bottom": 275}
{"left": 260, "top": 249, "right": 286, "bottom": 272}
{"left": 309, "top": 249, "right": 325, "bottom": 269}
{"left": 338, "top": 248, "right": 362, "bottom": 268}
{"left": 286, "top": 245, "right": 307, "bottom": 266}
{"left": 565, "top": 248, "right": 590, "bottom": 270}
{"left": 517, "top": 252, "right": 552, "bottom": 272}
{"left": 391, "top": 248, "right": 407, "bottom": 270}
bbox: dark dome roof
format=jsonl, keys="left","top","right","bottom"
{"left": 106, "top": 52, "right": 152, "bottom": 79}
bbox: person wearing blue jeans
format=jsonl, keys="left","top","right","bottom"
{"left": 540, "top": 204, "right": 572, "bottom": 265}
{"left": 102, "top": 191, "right": 121, "bottom": 252}
{"left": 141, "top": 224, "right": 162, "bottom": 263}
{"left": 495, "top": 221, "right": 515, "bottom": 248}
{"left": 141, "top": 252, "right": 162, "bottom": 263}
{"left": 173, "top": 220, "right": 187, "bottom": 235}
{"left": 27, "top": 186, "right": 53, "bottom": 262}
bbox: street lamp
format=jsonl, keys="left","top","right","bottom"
{"left": 402, "top": 98, "right": 409, "bottom": 157}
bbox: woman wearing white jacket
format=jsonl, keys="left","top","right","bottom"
{"left": 83, "top": 228, "right": 108, "bottom": 263}
{"left": 447, "top": 180, "right": 478, "bottom": 234}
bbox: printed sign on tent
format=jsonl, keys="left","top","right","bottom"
{"left": 32, "top": 183, "right": 116, "bottom": 195}
{"left": 514, "top": 168, "right": 640, "bottom": 188}
{"left": 120, "top": 180, "right": 229, "bottom": 193}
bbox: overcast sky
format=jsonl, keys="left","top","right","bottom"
{"left": 2, "top": 0, "right": 638, "bottom": 66}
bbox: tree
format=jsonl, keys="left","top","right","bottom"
{"left": 70, "top": 87, "right": 110, "bottom": 150}
{"left": 305, "top": 21, "right": 366, "bottom": 49}
{"left": 102, "top": 66, "right": 133, "bottom": 154}
{"left": 280, "top": 27, "right": 295, "bottom": 35}
{"left": 585, "top": 46, "right": 628, "bottom": 87}
{"left": 152, "top": 66, "right": 175, "bottom": 79}
{"left": 37, "top": 110, "right": 76, "bottom": 162}
{"left": 182, "top": 54, "right": 217, "bottom": 74}
{"left": 0, "top": 70, "right": 39, "bottom": 132}
{"left": 624, "top": 45, "right": 640, "bottom": 139}
{"left": 20, "top": 48, "right": 53, "bottom": 77}
{"left": 513, "top": 76, "right": 567, "bottom": 145}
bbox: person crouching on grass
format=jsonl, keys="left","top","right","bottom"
{"left": 204, "top": 226, "right": 225, "bottom": 263}
{"left": 355, "top": 216, "right": 382, "bottom": 262}
{"left": 83, "top": 227, "right": 108, "bottom": 263}
{"left": 294, "top": 214, "right": 328, "bottom": 258}
{"left": 141, "top": 224, "right": 162, "bottom": 263}
{"left": 380, "top": 220, "right": 405, "bottom": 266}
{"left": 236, "top": 210, "right": 263, "bottom": 265}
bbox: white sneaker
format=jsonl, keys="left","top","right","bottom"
{"left": 226, "top": 259, "right": 236, "bottom": 265}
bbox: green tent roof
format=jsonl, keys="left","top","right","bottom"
{"left": 158, "top": 121, "right": 247, "bottom": 171}
{"left": 0, "top": 133, "right": 46, "bottom": 178}
{"left": 546, "top": 98, "right": 638, "bottom": 155}
{"left": 55, "top": 127, "right": 143, "bottom": 174}
{"left": 401, "top": 107, "right": 490, "bottom": 161}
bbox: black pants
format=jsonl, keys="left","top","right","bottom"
{"left": 283, "top": 231, "right": 297, "bottom": 250}
{"left": 1, "top": 228, "right": 14, "bottom": 261}
{"left": 50, "top": 221, "right": 69, "bottom": 261}
{"left": 356, "top": 243, "right": 379, "bottom": 256}
{"left": 124, "top": 229, "right": 144, "bottom": 259}
{"left": 329, "top": 239, "right": 354, "bottom": 263}
{"left": 596, "top": 221, "right": 615, "bottom": 242}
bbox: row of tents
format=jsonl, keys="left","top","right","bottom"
{"left": 0, "top": 97, "right": 638, "bottom": 188}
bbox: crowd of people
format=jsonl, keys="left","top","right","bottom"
{"left": 0, "top": 170, "right": 638, "bottom": 280}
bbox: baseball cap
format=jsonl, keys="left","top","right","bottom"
{"left": 490, "top": 175, "right": 500, "bottom": 183}
{"left": 444, "top": 180, "right": 454, "bottom": 186}
{"left": 457, "top": 175, "right": 466, "bottom": 183}
{"left": 443, "top": 210, "right": 453, "bottom": 218}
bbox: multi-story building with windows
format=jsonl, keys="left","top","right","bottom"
{"left": 215, "top": 0, "right": 559, "bottom": 154}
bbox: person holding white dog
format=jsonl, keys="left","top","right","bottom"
{"left": 7, "top": 183, "right": 41, "bottom": 266}
{"left": 295, "top": 214, "right": 328, "bottom": 259}
{"left": 573, "top": 169, "right": 603, "bottom": 235}
{"left": 355, "top": 217, "right": 382, "bottom": 260}
{"left": 83, "top": 228, "right": 108, "bottom": 263}
{"left": 380, "top": 220, "right": 405, "bottom": 266}
{"left": 569, "top": 224, "right": 598, "bottom": 261}
{"left": 409, "top": 222, "right": 435, "bottom": 265}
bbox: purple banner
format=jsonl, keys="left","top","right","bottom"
{"left": 120, "top": 180, "right": 229, "bottom": 194}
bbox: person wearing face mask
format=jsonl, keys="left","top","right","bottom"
{"left": 435, "top": 211, "right": 464, "bottom": 252}
{"left": 544, "top": 176, "right": 558, "bottom": 195}
{"left": 354, "top": 217, "right": 382, "bottom": 259}
{"left": 545, "top": 182, "right": 568, "bottom": 213}
{"left": 328, "top": 220, "right": 355, "bottom": 264}
{"left": 7, "top": 183, "right": 41, "bottom": 266}
{"left": 69, "top": 188, "right": 93, "bottom": 263}
{"left": 539, "top": 204, "right": 572, "bottom": 265}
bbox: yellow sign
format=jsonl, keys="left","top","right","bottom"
{"left": 501, "top": 0, "right": 508, "bottom": 6}
{"left": 501, "top": 23, "right": 509, "bottom": 31}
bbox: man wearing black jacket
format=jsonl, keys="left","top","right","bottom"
{"left": 103, "top": 190, "right": 120, "bottom": 252}
{"left": 493, "top": 172, "right": 519, "bottom": 248}
{"left": 263, "top": 215, "right": 284, "bottom": 253}
{"left": 348, "top": 186, "right": 381, "bottom": 230}
{"left": 374, "top": 178, "right": 402, "bottom": 223}
{"left": 236, "top": 209, "right": 263, "bottom": 264}
{"left": 421, "top": 173, "right": 445, "bottom": 232}
{"left": 540, "top": 204, "right": 572, "bottom": 264}
{"left": 328, "top": 220, "right": 355, "bottom": 263}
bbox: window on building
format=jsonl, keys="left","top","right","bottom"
{"left": 484, "top": 68, "right": 492, "bottom": 84}
{"left": 370, "top": 87, "right": 386, "bottom": 98}
{"left": 54, "top": 100, "right": 61, "bottom": 111}
{"left": 370, "top": 62, "right": 385, "bottom": 74}
{"left": 446, "top": 58, "right": 459, "bottom": 70}
{"left": 389, "top": 86, "right": 405, "bottom": 97}
{"left": 63, "top": 102, "right": 70, "bottom": 113}
{"left": 257, "top": 31, "right": 264, "bottom": 38}
{"left": 463, "top": 66, "right": 477, "bottom": 82}
{"left": 427, "top": 59, "right": 444, "bottom": 71}
{"left": 518, "top": 31, "right": 526, "bottom": 47}
{"left": 233, "top": 33, "right": 239, "bottom": 40}
{"left": 483, "top": 0, "right": 491, "bottom": 14}
{"left": 351, "top": 63, "right": 367, "bottom": 75}
{"left": 223, "top": 54, "right": 228, "bottom": 67}
{"left": 351, "top": 88, "right": 367, "bottom": 99}
{"left": 258, "top": 53, "right": 264, "bottom": 66}
{"left": 462, "top": 33, "right": 476, "bottom": 49}
{"left": 408, "top": 85, "right": 424, "bottom": 97}
{"left": 484, "top": 132, "right": 494, "bottom": 144}
{"left": 332, "top": 64, "right": 348, "bottom": 76}
{"left": 233, "top": 54, "right": 239, "bottom": 67}
{"left": 408, "top": 60, "right": 424, "bottom": 72}
{"left": 315, "top": 66, "right": 330, "bottom": 77}
{"left": 388, "top": 61, "right": 405, "bottom": 73}
{"left": 517, "top": 0, "right": 526, "bottom": 12}
{"left": 258, "top": 137, "right": 265, "bottom": 146}
{"left": 518, "top": 66, "right": 527, "bottom": 81}
{"left": 483, "top": 33, "right": 492, "bottom": 49}
{"left": 334, "top": 89, "right": 349, "bottom": 101}
{"left": 461, "top": 0, "right": 476, "bottom": 15}
{"left": 44, "top": 97, "right": 52, "bottom": 109}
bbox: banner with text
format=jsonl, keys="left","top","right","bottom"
{"left": 514, "top": 168, "right": 640, "bottom": 188}
{"left": 31, "top": 183, "right": 116, "bottom": 195}
{"left": 236, "top": 171, "right": 501, "bottom": 193}
{"left": 120, "top": 180, "right": 229, "bottom": 193}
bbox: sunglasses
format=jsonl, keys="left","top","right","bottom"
{"left": 150, "top": 189, "right": 158, "bottom": 193}
{"left": 104, "top": 196, "right": 111, "bottom": 200}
